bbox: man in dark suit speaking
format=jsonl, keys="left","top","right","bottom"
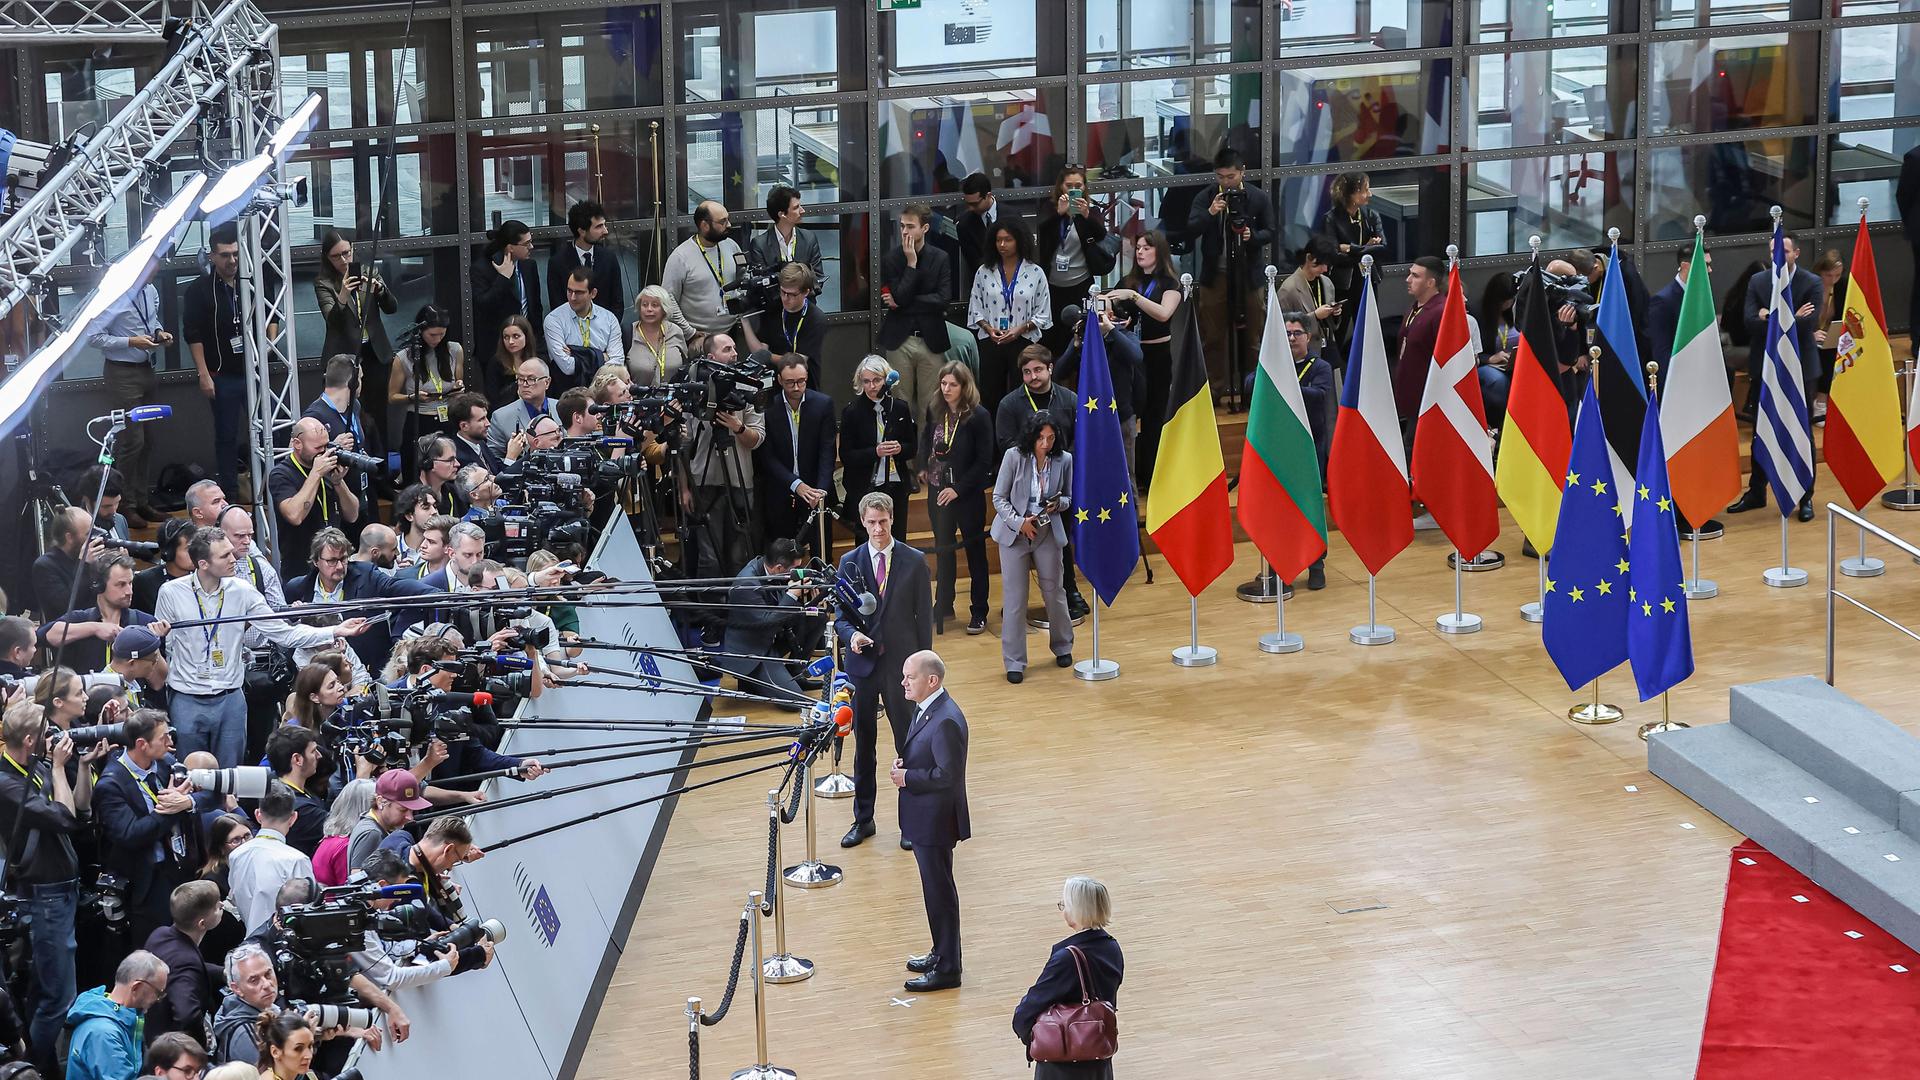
{"left": 835, "top": 491, "right": 931, "bottom": 850}
{"left": 891, "top": 649, "right": 969, "bottom": 992}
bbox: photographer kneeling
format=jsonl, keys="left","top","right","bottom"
{"left": 718, "top": 539, "right": 823, "bottom": 709}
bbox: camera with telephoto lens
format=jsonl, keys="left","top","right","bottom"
{"left": 595, "top": 383, "right": 703, "bottom": 440}
{"left": 687, "top": 352, "right": 775, "bottom": 418}
{"left": 90, "top": 527, "right": 159, "bottom": 561}
{"left": 85, "top": 870, "right": 130, "bottom": 927}
{"left": 185, "top": 765, "right": 271, "bottom": 798}
{"left": 291, "top": 1001, "right": 380, "bottom": 1031}
{"left": 61, "top": 720, "right": 136, "bottom": 750}
{"left": 275, "top": 881, "right": 436, "bottom": 1006}
{"left": 1515, "top": 267, "right": 1594, "bottom": 312}
{"left": 444, "top": 914, "right": 508, "bottom": 949}
{"left": 321, "top": 695, "right": 410, "bottom": 770}
{"left": 723, "top": 259, "right": 780, "bottom": 317}
{"left": 0, "top": 893, "right": 27, "bottom": 947}
{"left": 327, "top": 447, "right": 385, "bottom": 473}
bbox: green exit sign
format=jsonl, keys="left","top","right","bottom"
{"left": 878, "top": 0, "right": 921, "bottom": 9}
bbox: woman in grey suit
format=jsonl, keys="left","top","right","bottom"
{"left": 991, "top": 411, "right": 1074, "bottom": 682}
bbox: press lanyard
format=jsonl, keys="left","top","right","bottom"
{"left": 352, "top": 277, "right": 368, "bottom": 344}
{"left": 1141, "top": 280, "right": 1157, "bottom": 302}
{"left": 325, "top": 398, "right": 363, "bottom": 448}
{"left": 639, "top": 328, "right": 666, "bottom": 381}
{"left": 1024, "top": 386, "right": 1045, "bottom": 413}
{"left": 696, "top": 239, "right": 726, "bottom": 291}
{"left": 782, "top": 303, "right": 807, "bottom": 349}
{"left": 194, "top": 583, "right": 226, "bottom": 663}
{"left": 292, "top": 454, "right": 329, "bottom": 523}
{"left": 577, "top": 314, "right": 593, "bottom": 352}
{"left": 941, "top": 412, "right": 955, "bottom": 449}
{"left": 5, "top": 752, "right": 41, "bottom": 791}
{"left": 122, "top": 757, "right": 158, "bottom": 808}
{"left": 1000, "top": 263, "right": 1019, "bottom": 312}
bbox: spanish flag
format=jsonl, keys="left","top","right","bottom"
{"left": 1146, "top": 304, "right": 1233, "bottom": 596}
{"left": 1824, "top": 212, "right": 1906, "bottom": 510}
{"left": 1493, "top": 262, "right": 1573, "bottom": 553}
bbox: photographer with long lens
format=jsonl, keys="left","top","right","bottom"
{"left": 716, "top": 538, "right": 820, "bottom": 707}
{"left": 388, "top": 638, "right": 547, "bottom": 795}
{"left": 91, "top": 709, "right": 201, "bottom": 947}
{"left": 351, "top": 848, "right": 487, "bottom": 993}
{"left": 154, "top": 528, "right": 370, "bottom": 768}
{"left": 270, "top": 419, "right": 364, "bottom": 582}
{"left": 32, "top": 505, "right": 104, "bottom": 621}
{"left": 302, "top": 355, "right": 383, "bottom": 515}
{"left": 679, "top": 334, "right": 766, "bottom": 578}
{"left": 0, "top": 700, "right": 96, "bottom": 1072}
{"left": 1187, "top": 146, "right": 1274, "bottom": 397}
{"left": 40, "top": 555, "right": 165, "bottom": 676}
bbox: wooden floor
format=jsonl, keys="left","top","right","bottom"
{"left": 576, "top": 459, "right": 1920, "bottom": 1080}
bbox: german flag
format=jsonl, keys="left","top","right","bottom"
{"left": 1493, "top": 262, "right": 1573, "bottom": 554}
{"left": 1146, "top": 304, "right": 1234, "bottom": 596}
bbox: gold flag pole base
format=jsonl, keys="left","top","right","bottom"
{"left": 1568, "top": 676, "right": 1622, "bottom": 725}
{"left": 1637, "top": 691, "right": 1689, "bottom": 741}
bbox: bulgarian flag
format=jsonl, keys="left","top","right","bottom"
{"left": 1659, "top": 228, "right": 1741, "bottom": 526}
{"left": 1824, "top": 211, "right": 1906, "bottom": 509}
{"left": 1237, "top": 282, "right": 1328, "bottom": 582}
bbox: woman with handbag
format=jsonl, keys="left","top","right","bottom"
{"left": 990, "top": 413, "right": 1074, "bottom": 683}
{"left": 1013, "top": 875, "right": 1124, "bottom": 1078}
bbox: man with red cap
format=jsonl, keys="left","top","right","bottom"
{"left": 346, "top": 770, "right": 433, "bottom": 873}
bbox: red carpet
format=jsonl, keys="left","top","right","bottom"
{"left": 1697, "top": 840, "right": 1920, "bottom": 1079}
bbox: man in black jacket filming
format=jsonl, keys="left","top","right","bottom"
{"left": 717, "top": 539, "right": 821, "bottom": 709}
{"left": 1186, "top": 147, "right": 1274, "bottom": 396}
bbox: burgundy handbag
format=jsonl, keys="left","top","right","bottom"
{"left": 1027, "top": 945, "right": 1119, "bottom": 1063}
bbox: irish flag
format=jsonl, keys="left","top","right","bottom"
{"left": 1659, "top": 228, "right": 1740, "bottom": 526}
{"left": 1824, "top": 212, "right": 1906, "bottom": 510}
{"left": 1237, "top": 282, "right": 1328, "bottom": 583}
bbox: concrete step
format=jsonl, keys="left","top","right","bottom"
{"left": 1810, "top": 829, "right": 1920, "bottom": 956}
{"left": 1729, "top": 676, "right": 1920, "bottom": 832}
{"left": 1647, "top": 721, "right": 1891, "bottom": 875}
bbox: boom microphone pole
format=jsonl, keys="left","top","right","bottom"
{"left": 481, "top": 755, "right": 799, "bottom": 854}
{"left": 434, "top": 728, "right": 797, "bottom": 786}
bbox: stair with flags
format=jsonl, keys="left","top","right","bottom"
{"left": 1650, "top": 676, "right": 1920, "bottom": 952}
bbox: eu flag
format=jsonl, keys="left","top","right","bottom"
{"left": 1543, "top": 380, "right": 1630, "bottom": 692}
{"left": 1071, "top": 308, "right": 1140, "bottom": 604}
{"left": 1627, "top": 390, "right": 1695, "bottom": 700}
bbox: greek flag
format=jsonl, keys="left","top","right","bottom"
{"left": 1752, "top": 219, "right": 1814, "bottom": 512}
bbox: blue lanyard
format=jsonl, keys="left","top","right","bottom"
{"left": 324, "top": 398, "right": 362, "bottom": 447}
{"left": 1000, "top": 264, "right": 1019, "bottom": 310}
{"left": 1141, "top": 280, "right": 1157, "bottom": 301}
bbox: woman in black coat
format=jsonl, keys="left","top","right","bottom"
{"left": 1013, "top": 876, "right": 1125, "bottom": 1079}
{"left": 840, "top": 354, "right": 919, "bottom": 539}
{"left": 920, "top": 360, "right": 995, "bottom": 636}
{"left": 1315, "top": 170, "right": 1388, "bottom": 366}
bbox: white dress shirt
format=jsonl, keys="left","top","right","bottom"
{"left": 229, "top": 828, "right": 316, "bottom": 933}
{"left": 543, "top": 302, "right": 626, "bottom": 376}
{"left": 914, "top": 685, "right": 947, "bottom": 721}
{"left": 152, "top": 576, "right": 334, "bottom": 695}
{"left": 229, "top": 552, "right": 285, "bottom": 651}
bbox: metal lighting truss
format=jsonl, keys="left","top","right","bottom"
{"left": 0, "top": 0, "right": 301, "bottom": 560}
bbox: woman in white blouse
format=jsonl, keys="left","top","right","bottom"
{"left": 968, "top": 219, "right": 1052, "bottom": 407}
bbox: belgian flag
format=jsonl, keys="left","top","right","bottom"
{"left": 1146, "top": 305, "right": 1233, "bottom": 596}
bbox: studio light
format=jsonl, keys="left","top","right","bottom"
{"left": 199, "top": 93, "right": 320, "bottom": 226}
{"left": 267, "top": 94, "right": 322, "bottom": 162}
{"left": 0, "top": 173, "right": 207, "bottom": 437}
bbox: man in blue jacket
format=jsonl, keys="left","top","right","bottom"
{"left": 285, "top": 527, "right": 438, "bottom": 671}
{"left": 66, "top": 950, "right": 167, "bottom": 1080}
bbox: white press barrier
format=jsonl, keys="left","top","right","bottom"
{"left": 357, "top": 513, "right": 707, "bottom": 1079}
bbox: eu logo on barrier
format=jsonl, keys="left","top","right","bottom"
{"left": 516, "top": 864, "right": 562, "bottom": 947}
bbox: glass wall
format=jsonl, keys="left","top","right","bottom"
{"left": 8, "top": 0, "right": 1917, "bottom": 385}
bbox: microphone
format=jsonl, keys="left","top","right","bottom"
{"left": 884, "top": 369, "right": 900, "bottom": 390}
{"left": 374, "top": 883, "right": 425, "bottom": 900}
{"left": 804, "top": 655, "right": 834, "bottom": 678}
{"left": 833, "top": 703, "right": 853, "bottom": 737}
{"left": 125, "top": 405, "right": 171, "bottom": 422}
{"left": 429, "top": 689, "right": 493, "bottom": 708}
{"left": 857, "top": 592, "right": 878, "bottom": 617}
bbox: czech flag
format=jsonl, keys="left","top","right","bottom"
{"left": 1328, "top": 265, "right": 1412, "bottom": 576}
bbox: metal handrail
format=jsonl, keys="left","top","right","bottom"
{"left": 1825, "top": 503, "right": 1920, "bottom": 685}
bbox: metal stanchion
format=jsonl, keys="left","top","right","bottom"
{"left": 1170, "top": 595, "right": 1218, "bottom": 666}
{"left": 1435, "top": 547, "right": 1483, "bottom": 634}
{"left": 731, "top": 890, "right": 796, "bottom": 1079}
{"left": 1839, "top": 521, "right": 1886, "bottom": 578}
{"left": 783, "top": 760, "right": 842, "bottom": 889}
{"left": 761, "top": 793, "right": 813, "bottom": 984}
{"left": 1568, "top": 676, "right": 1622, "bottom": 725}
{"left": 1349, "top": 573, "right": 1395, "bottom": 645}
{"left": 1763, "top": 514, "right": 1809, "bottom": 588}
{"left": 1883, "top": 356, "right": 1920, "bottom": 511}
{"left": 1073, "top": 600, "right": 1120, "bottom": 681}
{"left": 686, "top": 997, "right": 702, "bottom": 1080}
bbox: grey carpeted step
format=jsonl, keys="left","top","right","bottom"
{"left": 1648, "top": 722, "right": 1892, "bottom": 875}
{"left": 1810, "top": 829, "right": 1920, "bottom": 955}
{"left": 1729, "top": 676, "right": 1920, "bottom": 829}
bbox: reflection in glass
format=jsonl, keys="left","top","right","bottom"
{"left": 682, "top": 105, "right": 867, "bottom": 211}
{"left": 1828, "top": 128, "right": 1920, "bottom": 224}
{"left": 1646, "top": 136, "right": 1815, "bottom": 239}
{"left": 1083, "top": 74, "right": 1260, "bottom": 178}
{"left": 1275, "top": 164, "right": 1453, "bottom": 266}
{"left": 1652, "top": 0, "right": 1822, "bottom": 30}
{"left": 1832, "top": 23, "right": 1920, "bottom": 124}
{"left": 879, "top": 0, "right": 1065, "bottom": 86}
{"left": 1838, "top": 0, "right": 1920, "bottom": 13}
{"left": 1462, "top": 152, "right": 1634, "bottom": 256}
{"left": 1469, "top": 46, "right": 1637, "bottom": 149}
{"left": 1096, "top": 185, "right": 1206, "bottom": 282}
{"left": 1276, "top": 0, "right": 1452, "bottom": 57}
{"left": 279, "top": 25, "right": 453, "bottom": 128}
{"left": 467, "top": 122, "right": 651, "bottom": 233}
{"left": 676, "top": 1, "right": 856, "bottom": 102}
{"left": 1275, "top": 59, "right": 1453, "bottom": 166}
{"left": 878, "top": 91, "right": 1066, "bottom": 196}
{"left": 1647, "top": 32, "right": 1818, "bottom": 136}
{"left": 288, "top": 135, "right": 460, "bottom": 242}
{"left": 467, "top": 9, "right": 663, "bottom": 117}
{"left": 38, "top": 53, "right": 146, "bottom": 138}
{"left": 1470, "top": 0, "right": 1631, "bottom": 43}
{"left": 1082, "top": 0, "right": 1260, "bottom": 70}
